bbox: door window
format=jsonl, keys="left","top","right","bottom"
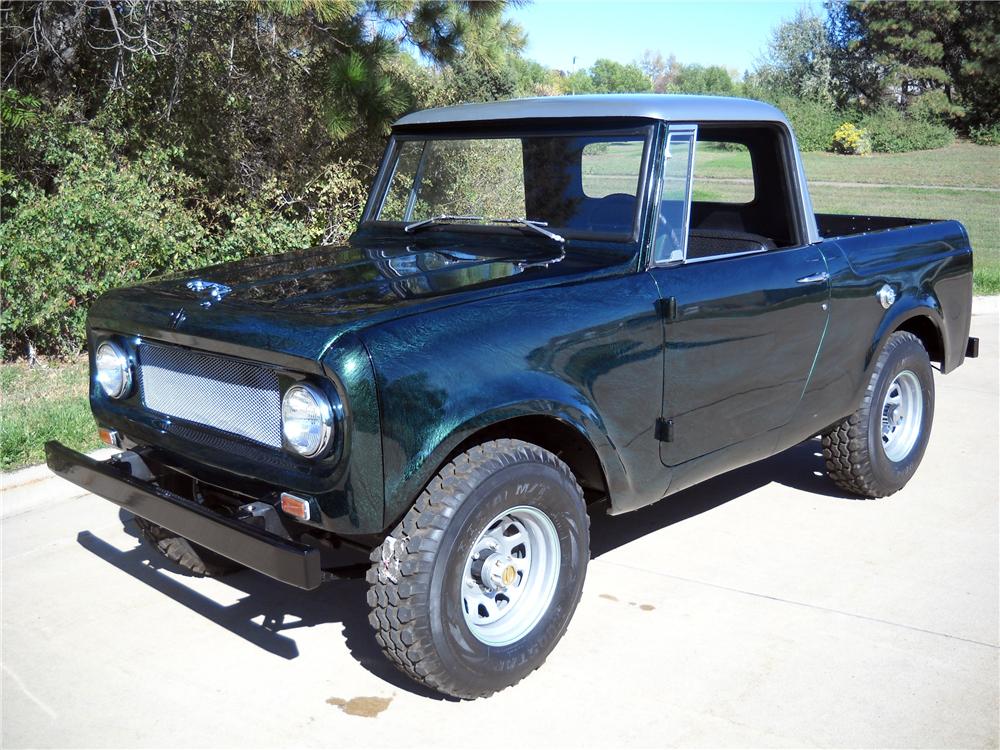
{"left": 652, "top": 126, "right": 697, "bottom": 264}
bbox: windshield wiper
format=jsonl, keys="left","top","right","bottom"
{"left": 489, "top": 218, "right": 565, "bottom": 244}
{"left": 404, "top": 215, "right": 565, "bottom": 244}
{"left": 404, "top": 215, "right": 483, "bottom": 233}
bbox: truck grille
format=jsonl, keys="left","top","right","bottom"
{"left": 137, "top": 342, "right": 283, "bottom": 448}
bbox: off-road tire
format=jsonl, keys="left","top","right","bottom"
{"left": 134, "top": 518, "right": 243, "bottom": 577}
{"left": 822, "top": 331, "right": 935, "bottom": 498}
{"left": 365, "top": 439, "right": 589, "bottom": 700}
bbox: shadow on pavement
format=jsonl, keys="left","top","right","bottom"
{"left": 76, "top": 517, "right": 452, "bottom": 701}
{"left": 590, "top": 436, "right": 856, "bottom": 557}
{"left": 75, "top": 436, "right": 851, "bottom": 698}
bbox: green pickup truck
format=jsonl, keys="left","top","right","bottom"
{"left": 47, "top": 94, "right": 977, "bottom": 699}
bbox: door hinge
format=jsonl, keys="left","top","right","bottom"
{"left": 655, "top": 418, "right": 674, "bottom": 442}
{"left": 656, "top": 296, "right": 678, "bottom": 320}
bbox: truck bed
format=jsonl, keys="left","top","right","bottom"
{"left": 816, "top": 213, "right": 933, "bottom": 239}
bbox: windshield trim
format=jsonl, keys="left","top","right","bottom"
{"left": 362, "top": 124, "right": 655, "bottom": 245}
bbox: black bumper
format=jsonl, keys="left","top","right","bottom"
{"left": 45, "top": 442, "right": 322, "bottom": 590}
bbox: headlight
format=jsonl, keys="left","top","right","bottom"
{"left": 281, "top": 383, "right": 334, "bottom": 457}
{"left": 95, "top": 341, "right": 131, "bottom": 399}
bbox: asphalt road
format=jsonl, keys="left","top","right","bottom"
{"left": 3, "top": 304, "right": 997, "bottom": 748}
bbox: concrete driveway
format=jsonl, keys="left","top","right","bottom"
{"left": 3, "top": 305, "right": 997, "bottom": 749}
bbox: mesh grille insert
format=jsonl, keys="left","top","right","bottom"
{"left": 138, "top": 342, "right": 282, "bottom": 448}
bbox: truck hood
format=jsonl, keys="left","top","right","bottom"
{"left": 88, "top": 234, "right": 634, "bottom": 365}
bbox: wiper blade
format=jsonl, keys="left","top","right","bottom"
{"left": 489, "top": 218, "right": 565, "bottom": 244}
{"left": 404, "top": 215, "right": 483, "bottom": 233}
{"left": 404, "top": 215, "right": 565, "bottom": 245}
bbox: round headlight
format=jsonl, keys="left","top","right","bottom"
{"left": 95, "top": 341, "right": 131, "bottom": 399}
{"left": 282, "top": 384, "right": 334, "bottom": 457}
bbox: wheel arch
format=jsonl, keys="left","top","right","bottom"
{"left": 382, "top": 406, "right": 618, "bottom": 532}
{"left": 853, "top": 302, "right": 945, "bottom": 413}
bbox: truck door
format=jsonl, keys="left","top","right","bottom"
{"left": 649, "top": 124, "right": 830, "bottom": 467}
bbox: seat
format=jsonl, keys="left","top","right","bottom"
{"left": 687, "top": 228, "right": 775, "bottom": 260}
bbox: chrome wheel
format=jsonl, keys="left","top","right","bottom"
{"left": 461, "top": 506, "right": 561, "bottom": 647}
{"left": 881, "top": 369, "right": 923, "bottom": 462}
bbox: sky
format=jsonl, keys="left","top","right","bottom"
{"left": 506, "top": 1, "right": 825, "bottom": 77}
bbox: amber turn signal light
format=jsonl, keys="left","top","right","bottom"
{"left": 97, "top": 427, "right": 120, "bottom": 448}
{"left": 280, "top": 492, "right": 312, "bottom": 521}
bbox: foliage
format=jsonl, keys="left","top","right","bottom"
{"left": 769, "top": 95, "right": 845, "bottom": 152}
{"left": 639, "top": 50, "right": 680, "bottom": 93}
{"left": 0, "top": 0, "right": 520, "bottom": 358}
{"left": 0, "top": 103, "right": 369, "bottom": 358}
{"left": 970, "top": 124, "right": 1000, "bottom": 147}
{"left": 826, "top": 0, "right": 1000, "bottom": 128}
{"left": 669, "top": 64, "right": 736, "bottom": 96}
{"left": 754, "top": 7, "right": 836, "bottom": 104}
{"left": 588, "top": 59, "right": 652, "bottom": 94}
{"left": 858, "top": 109, "right": 954, "bottom": 153}
{"left": 831, "top": 122, "right": 872, "bottom": 155}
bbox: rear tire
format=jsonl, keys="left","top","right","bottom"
{"left": 366, "top": 439, "right": 589, "bottom": 699}
{"left": 135, "top": 518, "right": 243, "bottom": 577}
{"left": 822, "top": 331, "right": 935, "bottom": 498}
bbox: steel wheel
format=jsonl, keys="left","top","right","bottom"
{"left": 461, "top": 505, "right": 561, "bottom": 647}
{"left": 880, "top": 369, "right": 923, "bottom": 462}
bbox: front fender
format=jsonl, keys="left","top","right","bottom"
{"left": 360, "top": 271, "right": 667, "bottom": 529}
{"left": 376, "top": 377, "right": 625, "bottom": 529}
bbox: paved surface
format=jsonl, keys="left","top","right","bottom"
{"left": 3, "top": 308, "right": 997, "bottom": 748}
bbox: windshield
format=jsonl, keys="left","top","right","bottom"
{"left": 371, "top": 128, "right": 650, "bottom": 238}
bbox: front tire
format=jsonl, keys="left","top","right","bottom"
{"left": 366, "top": 439, "right": 589, "bottom": 699}
{"left": 822, "top": 331, "right": 935, "bottom": 498}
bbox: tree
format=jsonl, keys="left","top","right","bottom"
{"left": 671, "top": 64, "right": 736, "bottom": 96}
{"left": 828, "top": 0, "right": 1000, "bottom": 125}
{"left": 753, "top": 7, "right": 835, "bottom": 104}
{"left": 588, "top": 58, "right": 652, "bottom": 94}
{"left": 639, "top": 50, "right": 680, "bottom": 93}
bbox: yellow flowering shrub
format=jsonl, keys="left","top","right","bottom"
{"left": 831, "top": 122, "right": 873, "bottom": 156}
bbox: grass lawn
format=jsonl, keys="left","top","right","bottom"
{"left": 1, "top": 358, "right": 101, "bottom": 471}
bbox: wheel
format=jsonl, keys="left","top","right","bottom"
{"left": 822, "top": 331, "right": 935, "bottom": 497}
{"left": 365, "top": 439, "right": 589, "bottom": 699}
{"left": 134, "top": 517, "right": 243, "bottom": 577}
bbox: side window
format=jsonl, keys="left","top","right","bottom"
{"left": 692, "top": 141, "right": 754, "bottom": 204}
{"left": 652, "top": 126, "right": 697, "bottom": 264}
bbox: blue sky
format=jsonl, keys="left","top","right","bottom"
{"left": 506, "top": 1, "right": 825, "bottom": 76}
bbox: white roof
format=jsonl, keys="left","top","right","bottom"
{"left": 393, "top": 94, "right": 791, "bottom": 128}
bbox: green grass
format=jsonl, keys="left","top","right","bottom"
{"left": 1, "top": 358, "right": 100, "bottom": 471}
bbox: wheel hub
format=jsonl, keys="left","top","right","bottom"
{"left": 880, "top": 369, "right": 923, "bottom": 462}
{"left": 461, "top": 506, "right": 561, "bottom": 647}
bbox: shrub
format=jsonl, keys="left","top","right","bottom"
{"left": 859, "top": 109, "right": 955, "bottom": 153}
{"left": 970, "top": 124, "right": 1000, "bottom": 147}
{"left": 771, "top": 96, "right": 843, "bottom": 152}
{"left": 830, "top": 122, "right": 873, "bottom": 155}
{"left": 0, "top": 125, "right": 317, "bottom": 358}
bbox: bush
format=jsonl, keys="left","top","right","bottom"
{"left": 771, "top": 96, "right": 844, "bottom": 152}
{"left": 0, "top": 124, "right": 318, "bottom": 358}
{"left": 830, "top": 122, "right": 873, "bottom": 155}
{"left": 970, "top": 124, "right": 1000, "bottom": 147}
{"left": 859, "top": 109, "right": 955, "bottom": 153}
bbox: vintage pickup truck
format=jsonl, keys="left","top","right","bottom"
{"left": 47, "top": 95, "right": 978, "bottom": 699}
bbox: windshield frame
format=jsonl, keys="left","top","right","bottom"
{"left": 361, "top": 123, "right": 656, "bottom": 244}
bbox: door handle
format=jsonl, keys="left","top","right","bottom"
{"left": 796, "top": 271, "right": 829, "bottom": 284}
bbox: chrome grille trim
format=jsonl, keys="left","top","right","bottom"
{"left": 137, "top": 343, "right": 282, "bottom": 448}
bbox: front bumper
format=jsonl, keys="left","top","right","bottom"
{"left": 45, "top": 441, "right": 322, "bottom": 589}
